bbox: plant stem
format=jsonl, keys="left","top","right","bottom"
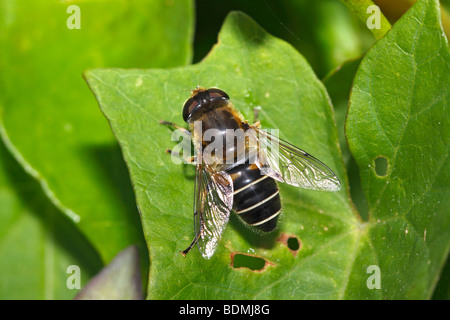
{"left": 340, "top": 0, "right": 392, "bottom": 39}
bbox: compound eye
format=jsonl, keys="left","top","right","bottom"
{"left": 182, "top": 97, "right": 198, "bottom": 122}
{"left": 207, "top": 88, "right": 229, "bottom": 100}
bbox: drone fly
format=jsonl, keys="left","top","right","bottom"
{"left": 161, "top": 87, "right": 341, "bottom": 259}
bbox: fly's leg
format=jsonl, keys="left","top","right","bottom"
{"left": 161, "top": 119, "right": 199, "bottom": 257}
{"left": 159, "top": 120, "right": 191, "bottom": 137}
{"left": 180, "top": 228, "right": 201, "bottom": 257}
{"left": 160, "top": 120, "right": 196, "bottom": 164}
{"left": 165, "top": 148, "right": 196, "bottom": 165}
{"left": 252, "top": 107, "right": 261, "bottom": 128}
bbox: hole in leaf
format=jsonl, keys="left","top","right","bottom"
{"left": 230, "top": 252, "right": 271, "bottom": 271}
{"left": 287, "top": 236, "right": 300, "bottom": 251}
{"left": 277, "top": 233, "right": 301, "bottom": 256}
{"left": 374, "top": 156, "right": 388, "bottom": 177}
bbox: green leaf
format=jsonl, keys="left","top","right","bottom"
{"left": 86, "top": 11, "right": 357, "bottom": 299}
{"left": 0, "top": 0, "right": 194, "bottom": 263}
{"left": 346, "top": 0, "right": 449, "bottom": 299}
{"left": 75, "top": 246, "right": 143, "bottom": 300}
{"left": 0, "top": 141, "right": 102, "bottom": 299}
{"left": 86, "top": 0, "right": 448, "bottom": 299}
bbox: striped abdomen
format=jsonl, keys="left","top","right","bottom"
{"left": 227, "top": 163, "right": 281, "bottom": 232}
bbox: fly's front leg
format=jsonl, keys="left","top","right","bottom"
{"left": 159, "top": 120, "right": 191, "bottom": 137}
{"left": 160, "top": 120, "right": 196, "bottom": 165}
{"left": 252, "top": 107, "right": 262, "bottom": 128}
{"left": 165, "top": 148, "right": 196, "bottom": 165}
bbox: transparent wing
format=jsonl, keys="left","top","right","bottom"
{"left": 248, "top": 127, "right": 341, "bottom": 191}
{"left": 193, "top": 163, "right": 233, "bottom": 259}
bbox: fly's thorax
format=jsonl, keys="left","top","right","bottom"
{"left": 191, "top": 107, "right": 257, "bottom": 166}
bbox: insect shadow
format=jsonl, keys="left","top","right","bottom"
{"left": 229, "top": 213, "right": 281, "bottom": 250}
{"left": 181, "top": 162, "right": 196, "bottom": 181}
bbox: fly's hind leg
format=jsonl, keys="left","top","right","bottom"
{"left": 180, "top": 229, "right": 201, "bottom": 257}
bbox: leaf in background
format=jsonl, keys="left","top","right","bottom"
{"left": 322, "top": 58, "right": 370, "bottom": 221}
{"left": 373, "top": 0, "right": 450, "bottom": 39}
{"left": 323, "top": 58, "right": 362, "bottom": 166}
{"left": 286, "top": 0, "right": 366, "bottom": 76}
{"left": 86, "top": 11, "right": 361, "bottom": 299}
{"left": 346, "top": 0, "right": 449, "bottom": 299}
{"left": 0, "top": 141, "right": 102, "bottom": 299}
{"left": 194, "top": 0, "right": 370, "bottom": 78}
{"left": 0, "top": 0, "right": 194, "bottom": 263}
{"left": 75, "top": 246, "right": 143, "bottom": 300}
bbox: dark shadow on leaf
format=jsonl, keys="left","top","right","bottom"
{"left": 1, "top": 141, "right": 103, "bottom": 287}
{"left": 84, "top": 143, "right": 141, "bottom": 219}
{"left": 346, "top": 156, "right": 369, "bottom": 221}
{"left": 432, "top": 252, "right": 450, "bottom": 299}
{"left": 182, "top": 163, "right": 196, "bottom": 181}
{"left": 83, "top": 143, "right": 149, "bottom": 282}
{"left": 229, "top": 213, "right": 280, "bottom": 250}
